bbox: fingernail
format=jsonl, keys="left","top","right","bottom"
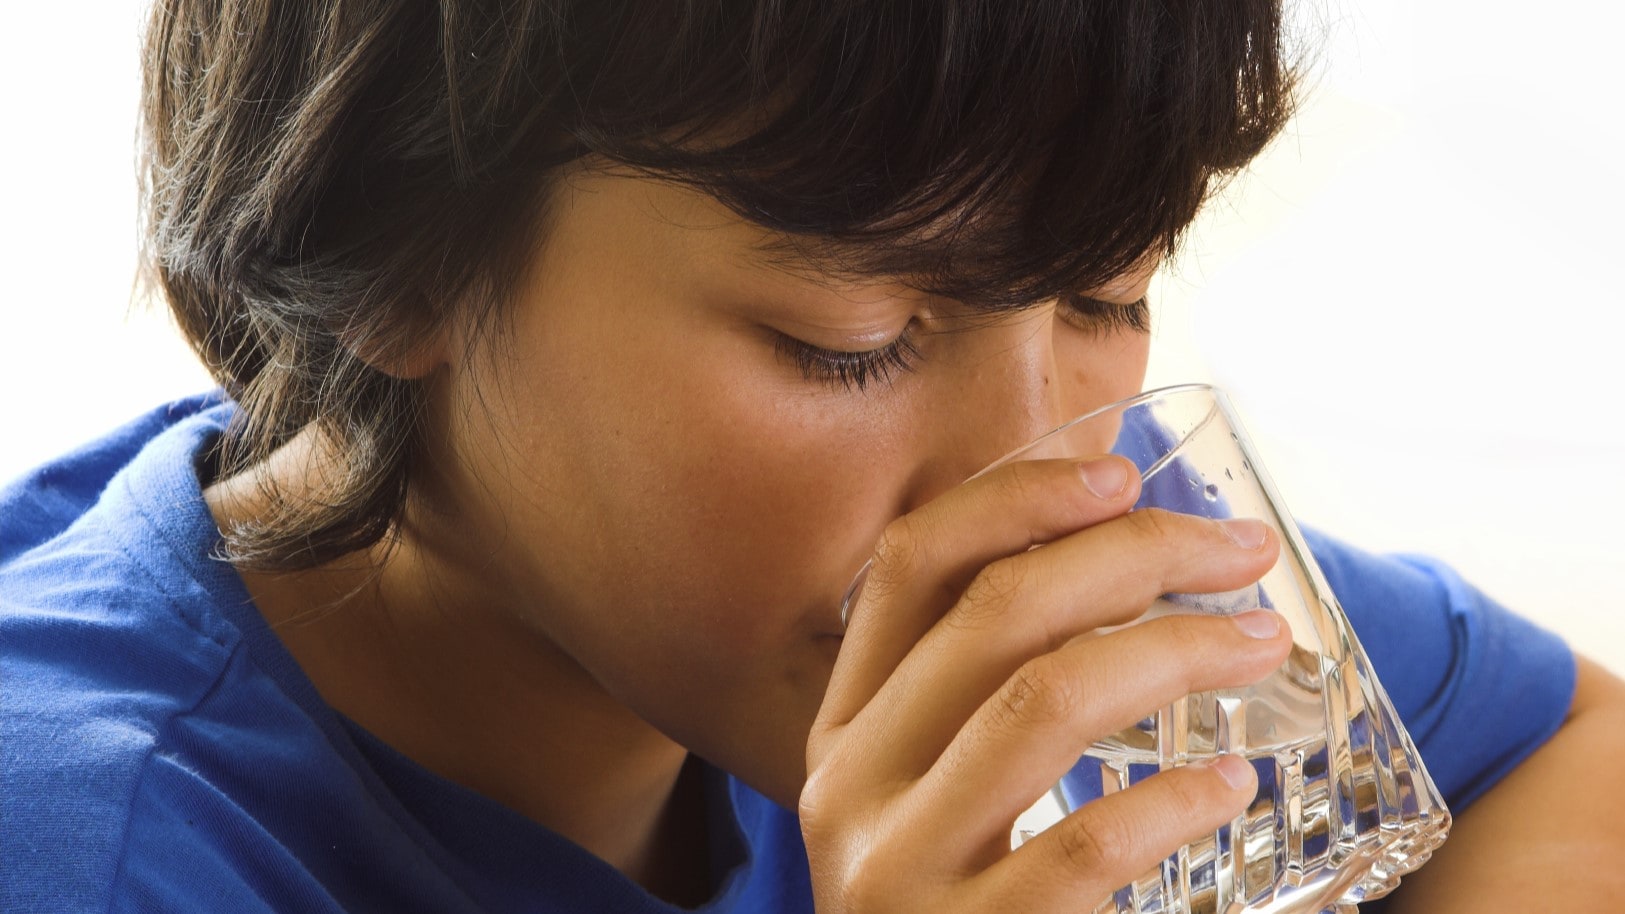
{"left": 1079, "top": 458, "right": 1129, "bottom": 498}
{"left": 1194, "top": 754, "right": 1253, "bottom": 790}
{"left": 1218, "top": 518, "right": 1268, "bottom": 549}
{"left": 1232, "top": 609, "right": 1281, "bottom": 639}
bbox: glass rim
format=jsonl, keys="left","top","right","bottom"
{"left": 842, "top": 381, "right": 1221, "bottom": 628}
{"left": 969, "top": 381, "right": 1220, "bottom": 482}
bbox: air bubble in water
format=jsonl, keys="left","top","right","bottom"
{"left": 1203, "top": 484, "right": 1220, "bottom": 501}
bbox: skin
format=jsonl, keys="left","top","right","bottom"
{"left": 208, "top": 168, "right": 1625, "bottom": 910}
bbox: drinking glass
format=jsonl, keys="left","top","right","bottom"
{"left": 877, "top": 384, "right": 1452, "bottom": 913}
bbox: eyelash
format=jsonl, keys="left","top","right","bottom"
{"left": 1059, "top": 294, "right": 1152, "bottom": 336}
{"left": 774, "top": 329, "right": 923, "bottom": 393}
{"left": 777, "top": 295, "right": 1151, "bottom": 393}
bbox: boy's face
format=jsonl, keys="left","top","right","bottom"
{"left": 423, "top": 168, "right": 1154, "bottom": 805}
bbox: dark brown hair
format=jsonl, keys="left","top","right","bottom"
{"left": 141, "top": 0, "right": 1296, "bottom": 570}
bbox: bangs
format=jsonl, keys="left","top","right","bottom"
{"left": 141, "top": 0, "right": 1298, "bottom": 568}
{"left": 566, "top": 0, "right": 1297, "bottom": 306}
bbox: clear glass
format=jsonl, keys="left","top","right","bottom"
{"left": 904, "top": 384, "right": 1450, "bottom": 913}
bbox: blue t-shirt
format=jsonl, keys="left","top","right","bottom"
{"left": 1, "top": 396, "right": 1575, "bottom": 913}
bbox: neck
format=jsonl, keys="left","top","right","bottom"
{"left": 204, "top": 444, "right": 714, "bottom": 904}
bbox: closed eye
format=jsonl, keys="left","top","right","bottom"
{"left": 1057, "top": 294, "right": 1151, "bottom": 335}
{"left": 772, "top": 325, "right": 922, "bottom": 393}
{"left": 774, "top": 294, "right": 1145, "bottom": 392}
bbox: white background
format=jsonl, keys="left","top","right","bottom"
{"left": 3, "top": 3, "right": 1621, "bottom": 674}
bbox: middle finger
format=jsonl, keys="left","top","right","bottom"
{"left": 841, "top": 509, "right": 1279, "bottom": 779}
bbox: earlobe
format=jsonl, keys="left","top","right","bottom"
{"left": 341, "top": 323, "right": 449, "bottom": 380}
{"left": 374, "top": 344, "right": 446, "bottom": 380}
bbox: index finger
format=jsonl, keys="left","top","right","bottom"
{"left": 815, "top": 456, "right": 1139, "bottom": 738}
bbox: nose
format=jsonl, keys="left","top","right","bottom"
{"left": 895, "top": 311, "right": 1074, "bottom": 512}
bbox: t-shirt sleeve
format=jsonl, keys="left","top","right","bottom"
{"left": 1300, "top": 527, "right": 1575, "bottom": 810}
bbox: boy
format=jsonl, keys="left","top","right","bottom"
{"left": 4, "top": 1, "right": 1620, "bottom": 911}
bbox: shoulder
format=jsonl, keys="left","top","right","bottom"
{"left": 0, "top": 398, "right": 502, "bottom": 913}
{"left": 1, "top": 396, "right": 256, "bottom": 912}
{"left": 1, "top": 394, "right": 244, "bottom": 690}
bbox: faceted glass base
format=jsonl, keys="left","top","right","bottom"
{"left": 1014, "top": 597, "right": 1451, "bottom": 914}
{"left": 988, "top": 386, "right": 1452, "bottom": 913}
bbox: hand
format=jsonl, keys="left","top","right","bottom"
{"left": 801, "top": 456, "right": 1294, "bottom": 912}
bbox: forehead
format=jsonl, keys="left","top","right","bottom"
{"left": 554, "top": 165, "right": 1158, "bottom": 307}
{"left": 543, "top": 166, "right": 920, "bottom": 320}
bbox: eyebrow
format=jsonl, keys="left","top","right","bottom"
{"left": 746, "top": 235, "right": 889, "bottom": 293}
{"left": 745, "top": 230, "right": 1154, "bottom": 318}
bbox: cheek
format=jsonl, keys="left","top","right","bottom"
{"left": 1058, "top": 328, "right": 1151, "bottom": 419}
{"left": 506, "top": 345, "right": 896, "bottom": 779}
{"left": 493, "top": 315, "right": 902, "bottom": 657}
{"left": 613, "top": 375, "right": 898, "bottom": 645}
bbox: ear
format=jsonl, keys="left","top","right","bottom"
{"left": 339, "top": 321, "right": 449, "bottom": 381}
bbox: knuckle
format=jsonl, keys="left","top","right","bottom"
{"left": 1130, "top": 617, "right": 1213, "bottom": 697}
{"left": 993, "top": 657, "right": 1080, "bottom": 732}
{"left": 996, "top": 459, "right": 1090, "bottom": 519}
{"left": 866, "top": 516, "right": 926, "bottom": 596}
{"left": 1161, "top": 616, "right": 1210, "bottom": 664}
{"left": 798, "top": 745, "right": 866, "bottom": 838}
{"left": 797, "top": 768, "right": 836, "bottom": 832}
{"left": 952, "top": 557, "right": 1026, "bottom": 630}
{"left": 1118, "top": 509, "right": 1193, "bottom": 594}
{"left": 1125, "top": 507, "right": 1182, "bottom": 546}
{"left": 1057, "top": 812, "right": 1135, "bottom": 875}
{"left": 991, "top": 460, "right": 1045, "bottom": 507}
